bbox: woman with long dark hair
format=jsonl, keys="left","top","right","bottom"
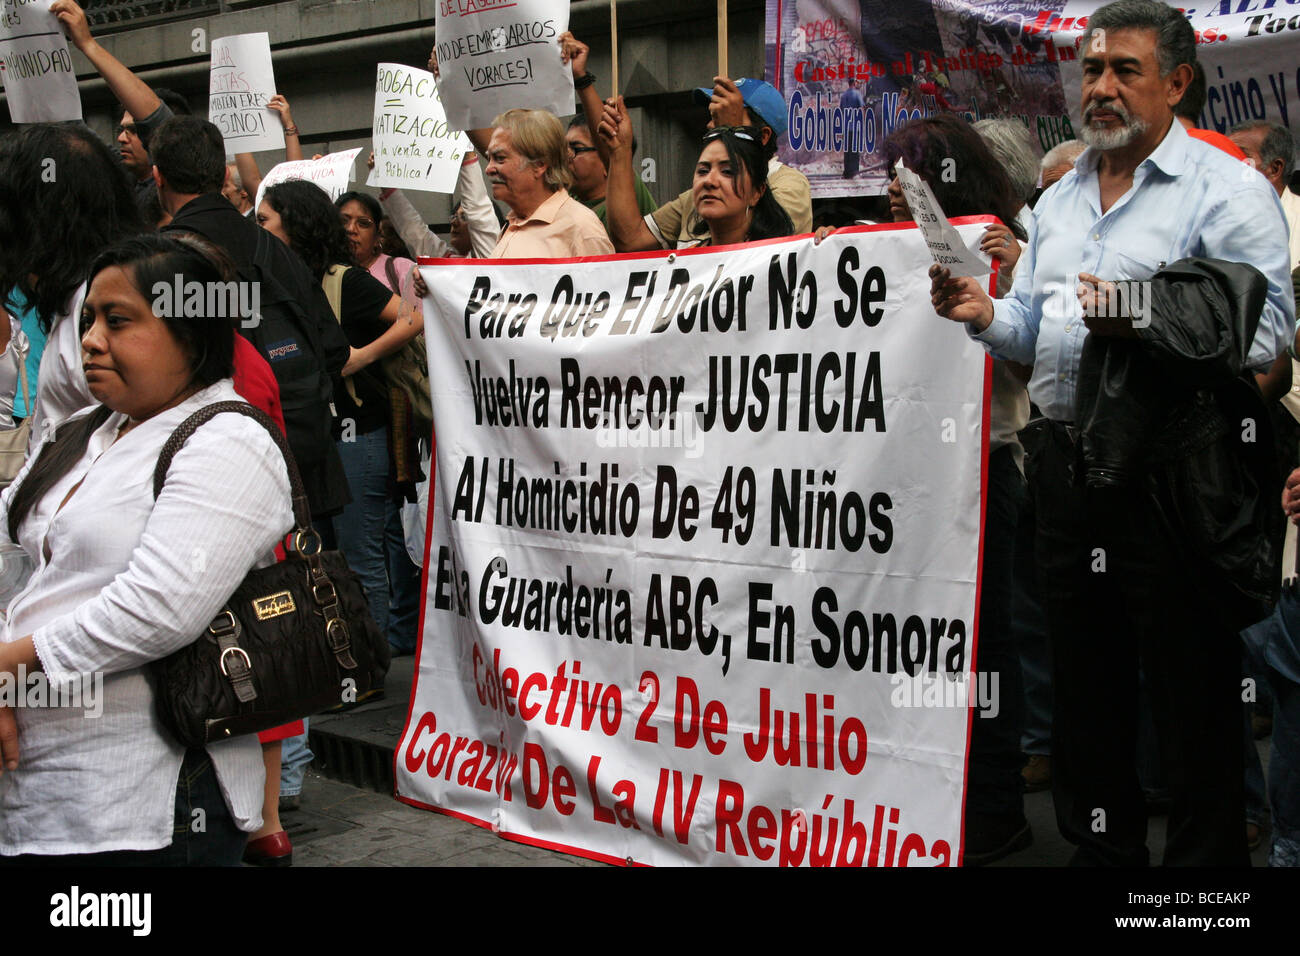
{"left": 0, "top": 123, "right": 144, "bottom": 436}
{"left": 600, "top": 98, "right": 794, "bottom": 247}
{"left": 869, "top": 113, "right": 1033, "bottom": 865}
{"left": 257, "top": 180, "right": 416, "bottom": 663}
{"left": 0, "top": 234, "right": 293, "bottom": 864}
{"left": 335, "top": 190, "right": 425, "bottom": 658}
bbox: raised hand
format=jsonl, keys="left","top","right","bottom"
{"left": 559, "top": 31, "right": 589, "bottom": 77}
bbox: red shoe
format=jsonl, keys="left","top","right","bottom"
{"left": 243, "top": 831, "right": 293, "bottom": 867}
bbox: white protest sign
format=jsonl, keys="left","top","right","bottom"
{"left": 367, "top": 63, "right": 472, "bottom": 193}
{"left": 253, "top": 148, "right": 363, "bottom": 214}
{"left": 0, "top": 0, "right": 81, "bottom": 122}
{"left": 397, "top": 224, "right": 994, "bottom": 866}
{"left": 434, "top": 0, "right": 574, "bottom": 131}
{"left": 894, "top": 160, "right": 989, "bottom": 278}
{"left": 209, "top": 33, "right": 284, "bottom": 154}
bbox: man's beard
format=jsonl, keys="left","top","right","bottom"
{"left": 1078, "top": 99, "right": 1149, "bottom": 150}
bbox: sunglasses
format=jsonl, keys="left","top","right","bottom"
{"left": 703, "top": 126, "right": 759, "bottom": 144}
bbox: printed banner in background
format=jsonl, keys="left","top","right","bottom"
{"left": 396, "top": 223, "right": 994, "bottom": 866}
{"left": 209, "top": 32, "right": 284, "bottom": 154}
{"left": 434, "top": 0, "right": 574, "bottom": 131}
{"left": 252, "top": 147, "right": 362, "bottom": 214}
{"left": 367, "top": 63, "right": 472, "bottom": 194}
{"left": 0, "top": 0, "right": 81, "bottom": 123}
{"left": 765, "top": 0, "right": 1300, "bottom": 198}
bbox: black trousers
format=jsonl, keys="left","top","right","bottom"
{"left": 1028, "top": 421, "right": 1251, "bottom": 866}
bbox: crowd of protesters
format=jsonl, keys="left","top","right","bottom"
{"left": 0, "top": 0, "right": 1296, "bottom": 868}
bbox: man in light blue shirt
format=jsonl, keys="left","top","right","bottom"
{"left": 932, "top": 0, "right": 1293, "bottom": 866}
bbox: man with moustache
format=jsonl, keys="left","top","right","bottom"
{"left": 930, "top": 0, "right": 1294, "bottom": 866}
{"left": 470, "top": 109, "right": 613, "bottom": 259}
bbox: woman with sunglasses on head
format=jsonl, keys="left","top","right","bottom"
{"left": 599, "top": 97, "right": 794, "bottom": 249}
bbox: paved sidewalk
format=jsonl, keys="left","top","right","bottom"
{"left": 286, "top": 772, "right": 605, "bottom": 866}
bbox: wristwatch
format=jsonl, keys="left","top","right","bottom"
{"left": 574, "top": 72, "right": 597, "bottom": 90}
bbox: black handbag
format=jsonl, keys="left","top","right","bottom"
{"left": 150, "top": 401, "right": 389, "bottom": 748}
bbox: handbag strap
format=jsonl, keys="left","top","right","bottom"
{"left": 151, "top": 401, "right": 312, "bottom": 535}
{"left": 12, "top": 330, "right": 30, "bottom": 417}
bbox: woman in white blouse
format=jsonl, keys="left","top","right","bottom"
{"left": 0, "top": 235, "right": 293, "bottom": 864}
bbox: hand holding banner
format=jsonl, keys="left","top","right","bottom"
{"left": 434, "top": 0, "right": 574, "bottom": 130}
{"left": 0, "top": 0, "right": 81, "bottom": 123}
{"left": 367, "top": 63, "right": 472, "bottom": 193}
{"left": 209, "top": 33, "right": 285, "bottom": 154}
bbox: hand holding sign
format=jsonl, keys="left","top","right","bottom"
{"left": 929, "top": 264, "right": 994, "bottom": 332}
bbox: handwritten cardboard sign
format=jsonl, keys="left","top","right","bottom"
{"left": 0, "top": 0, "right": 81, "bottom": 123}
{"left": 367, "top": 63, "right": 471, "bottom": 193}
{"left": 209, "top": 33, "right": 284, "bottom": 154}
{"left": 434, "top": 0, "right": 574, "bottom": 130}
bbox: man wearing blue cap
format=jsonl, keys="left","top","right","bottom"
{"left": 611, "top": 76, "right": 812, "bottom": 252}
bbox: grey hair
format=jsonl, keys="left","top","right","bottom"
{"left": 973, "top": 118, "right": 1039, "bottom": 202}
{"left": 1082, "top": 0, "right": 1196, "bottom": 78}
{"left": 226, "top": 162, "right": 243, "bottom": 191}
{"left": 1040, "top": 139, "right": 1087, "bottom": 172}
{"left": 1230, "top": 121, "right": 1296, "bottom": 182}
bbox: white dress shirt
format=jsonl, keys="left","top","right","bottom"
{"left": 0, "top": 380, "right": 293, "bottom": 855}
{"left": 975, "top": 120, "right": 1295, "bottom": 423}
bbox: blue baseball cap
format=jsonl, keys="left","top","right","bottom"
{"left": 693, "top": 78, "right": 788, "bottom": 139}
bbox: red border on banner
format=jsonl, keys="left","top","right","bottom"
{"left": 398, "top": 220, "right": 998, "bottom": 866}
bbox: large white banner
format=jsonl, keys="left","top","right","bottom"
{"left": 209, "top": 32, "right": 284, "bottom": 154}
{"left": 398, "top": 223, "right": 993, "bottom": 866}
{"left": 434, "top": 0, "right": 574, "bottom": 130}
{"left": 367, "top": 62, "right": 472, "bottom": 193}
{"left": 0, "top": 0, "right": 81, "bottom": 123}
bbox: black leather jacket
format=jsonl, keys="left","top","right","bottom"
{"left": 1074, "top": 258, "right": 1279, "bottom": 603}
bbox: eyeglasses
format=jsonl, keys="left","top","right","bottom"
{"left": 567, "top": 143, "right": 599, "bottom": 157}
{"left": 115, "top": 123, "right": 139, "bottom": 138}
{"left": 703, "top": 126, "right": 759, "bottom": 144}
{"left": 343, "top": 217, "right": 376, "bottom": 230}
